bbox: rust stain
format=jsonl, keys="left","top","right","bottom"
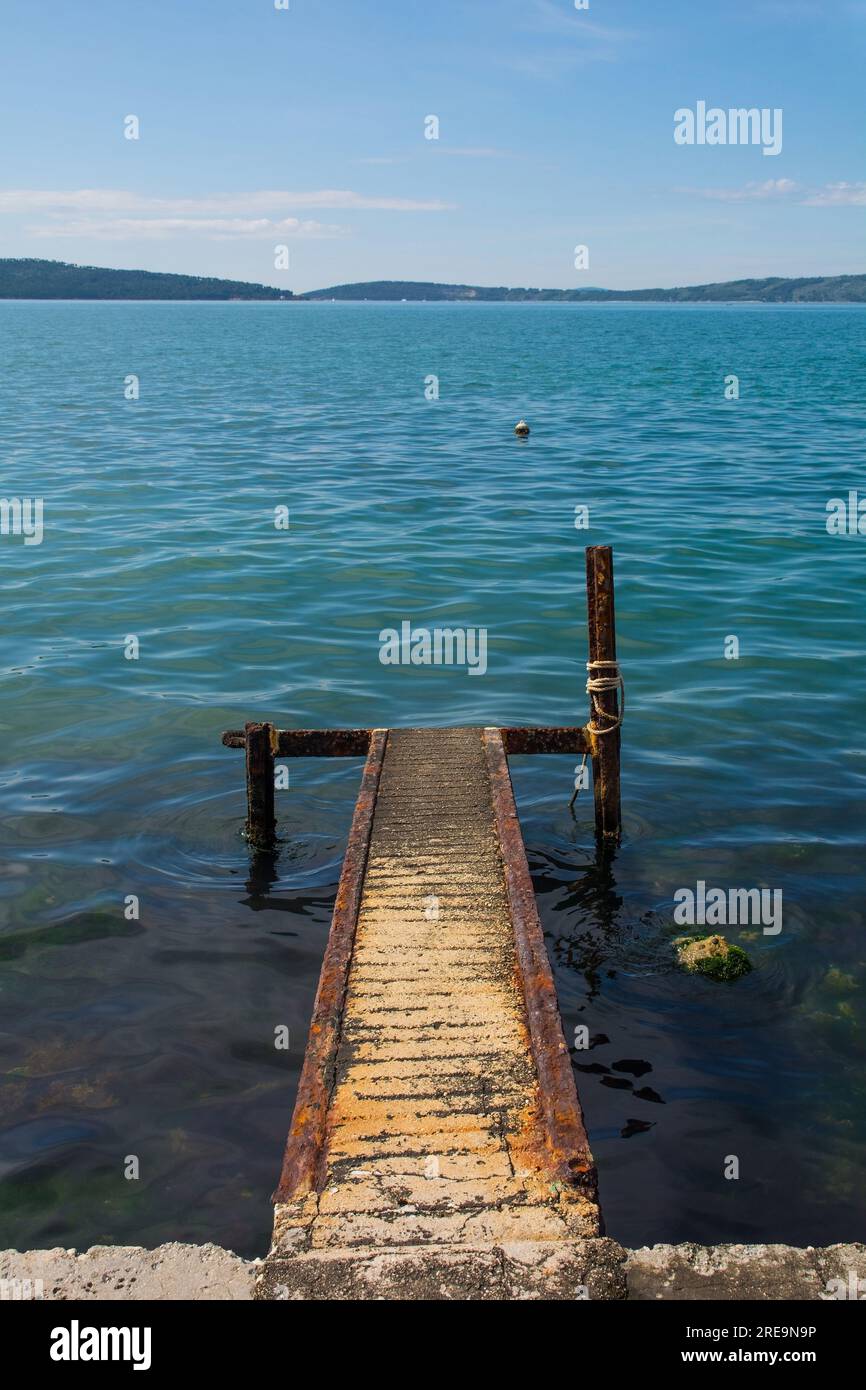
{"left": 222, "top": 728, "right": 372, "bottom": 756}
{"left": 265, "top": 726, "right": 600, "bottom": 1255}
{"left": 273, "top": 730, "right": 386, "bottom": 1202}
{"left": 500, "top": 725, "right": 590, "bottom": 756}
{"left": 483, "top": 727, "right": 598, "bottom": 1202}
{"left": 225, "top": 725, "right": 590, "bottom": 757}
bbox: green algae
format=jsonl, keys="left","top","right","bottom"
{"left": 674, "top": 933, "right": 753, "bottom": 982}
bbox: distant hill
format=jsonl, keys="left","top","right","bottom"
{"left": 1, "top": 261, "right": 864, "bottom": 303}
{"left": 304, "top": 275, "right": 866, "bottom": 303}
{"left": 0, "top": 259, "right": 287, "bottom": 300}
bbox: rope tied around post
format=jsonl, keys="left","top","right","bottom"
{"left": 586, "top": 658, "right": 624, "bottom": 734}
{"left": 570, "top": 659, "right": 624, "bottom": 809}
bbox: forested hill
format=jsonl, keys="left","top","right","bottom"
{"left": 304, "top": 275, "right": 866, "bottom": 303}
{"left": 2, "top": 260, "right": 864, "bottom": 302}
{"left": 0, "top": 259, "right": 287, "bottom": 299}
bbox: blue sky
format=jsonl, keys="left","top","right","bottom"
{"left": 0, "top": 0, "right": 863, "bottom": 290}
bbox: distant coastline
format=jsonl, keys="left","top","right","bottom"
{"left": 1, "top": 259, "right": 865, "bottom": 303}
{"left": 302, "top": 275, "right": 866, "bottom": 304}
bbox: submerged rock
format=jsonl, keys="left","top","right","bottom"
{"left": 823, "top": 967, "right": 858, "bottom": 995}
{"left": 674, "top": 933, "right": 752, "bottom": 982}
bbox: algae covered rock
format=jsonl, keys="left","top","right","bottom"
{"left": 674, "top": 933, "right": 752, "bottom": 982}
{"left": 822, "top": 967, "right": 858, "bottom": 996}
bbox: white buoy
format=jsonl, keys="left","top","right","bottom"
{"left": 514, "top": 419, "right": 530, "bottom": 437}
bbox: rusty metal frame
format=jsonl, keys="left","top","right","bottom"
{"left": 500, "top": 725, "right": 589, "bottom": 755}
{"left": 223, "top": 724, "right": 588, "bottom": 756}
{"left": 482, "top": 726, "right": 597, "bottom": 1199}
{"left": 272, "top": 729, "right": 387, "bottom": 1203}
{"left": 223, "top": 728, "right": 372, "bottom": 756}
{"left": 226, "top": 722, "right": 598, "bottom": 1208}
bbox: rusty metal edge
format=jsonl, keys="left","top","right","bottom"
{"left": 222, "top": 728, "right": 372, "bottom": 755}
{"left": 482, "top": 727, "right": 598, "bottom": 1203}
{"left": 272, "top": 729, "right": 388, "bottom": 1204}
{"left": 500, "top": 726, "right": 589, "bottom": 755}
{"left": 225, "top": 726, "right": 588, "bottom": 757}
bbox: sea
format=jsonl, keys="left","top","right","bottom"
{"left": 1, "top": 299, "right": 864, "bottom": 1256}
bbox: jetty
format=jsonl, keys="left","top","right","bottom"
{"left": 222, "top": 545, "right": 625, "bottom": 1299}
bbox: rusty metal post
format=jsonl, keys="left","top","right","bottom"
{"left": 585, "top": 546, "right": 621, "bottom": 840}
{"left": 245, "top": 721, "right": 276, "bottom": 849}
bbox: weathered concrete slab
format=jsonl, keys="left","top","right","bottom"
{"left": 5, "top": 1242, "right": 864, "bottom": 1300}
{"left": 0, "top": 1243, "right": 256, "bottom": 1301}
{"left": 627, "top": 1242, "right": 866, "bottom": 1301}
{"left": 258, "top": 1238, "right": 626, "bottom": 1301}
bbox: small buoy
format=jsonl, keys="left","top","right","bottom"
{"left": 514, "top": 419, "right": 530, "bottom": 437}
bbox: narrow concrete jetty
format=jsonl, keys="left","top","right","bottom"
{"left": 223, "top": 546, "right": 627, "bottom": 1299}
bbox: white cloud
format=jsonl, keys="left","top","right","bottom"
{"left": 496, "top": 0, "right": 638, "bottom": 77}
{"left": 684, "top": 179, "right": 866, "bottom": 207}
{"left": 520, "top": 0, "right": 637, "bottom": 43}
{"left": 27, "top": 215, "right": 346, "bottom": 241}
{"left": 356, "top": 149, "right": 510, "bottom": 165}
{"left": 692, "top": 179, "right": 801, "bottom": 202}
{"left": 0, "top": 188, "right": 454, "bottom": 215}
{"left": 2, "top": 189, "right": 454, "bottom": 242}
{"left": 801, "top": 182, "right": 866, "bottom": 206}
{"left": 433, "top": 147, "right": 511, "bottom": 159}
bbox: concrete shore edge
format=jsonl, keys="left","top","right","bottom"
{"left": 3, "top": 1241, "right": 864, "bottom": 1301}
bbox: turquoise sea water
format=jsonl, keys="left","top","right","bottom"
{"left": 0, "top": 300, "right": 864, "bottom": 1257}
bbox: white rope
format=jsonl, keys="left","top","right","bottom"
{"left": 569, "top": 659, "right": 624, "bottom": 810}
{"left": 585, "top": 658, "right": 624, "bottom": 734}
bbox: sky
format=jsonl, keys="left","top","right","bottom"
{"left": 0, "top": 0, "right": 863, "bottom": 292}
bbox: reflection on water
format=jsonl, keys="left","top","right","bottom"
{"left": 1, "top": 301, "right": 864, "bottom": 1255}
{"left": 515, "top": 762, "right": 866, "bottom": 1249}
